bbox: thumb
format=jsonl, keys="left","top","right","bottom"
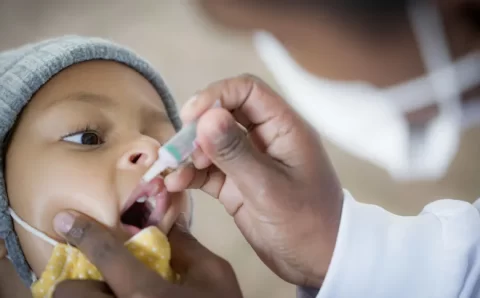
{"left": 196, "top": 108, "right": 276, "bottom": 196}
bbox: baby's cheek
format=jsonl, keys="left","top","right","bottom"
{"left": 40, "top": 170, "right": 117, "bottom": 226}
{"left": 7, "top": 180, "right": 66, "bottom": 275}
{"left": 17, "top": 185, "right": 115, "bottom": 275}
{"left": 14, "top": 222, "right": 55, "bottom": 277}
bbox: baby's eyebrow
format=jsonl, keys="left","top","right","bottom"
{"left": 45, "top": 92, "right": 116, "bottom": 110}
{"left": 44, "top": 91, "right": 170, "bottom": 124}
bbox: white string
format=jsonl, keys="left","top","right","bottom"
{"left": 8, "top": 208, "right": 58, "bottom": 246}
{"left": 408, "top": 0, "right": 462, "bottom": 108}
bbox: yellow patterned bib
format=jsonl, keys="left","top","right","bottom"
{"left": 31, "top": 226, "right": 177, "bottom": 298}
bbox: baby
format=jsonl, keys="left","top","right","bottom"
{"left": 0, "top": 36, "right": 191, "bottom": 293}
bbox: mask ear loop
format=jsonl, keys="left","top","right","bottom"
{"left": 8, "top": 208, "right": 60, "bottom": 283}
{"left": 397, "top": 0, "right": 463, "bottom": 177}
{"left": 372, "top": 0, "right": 466, "bottom": 116}
{"left": 408, "top": 0, "right": 462, "bottom": 109}
{"left": 8, "top": 208, "right": 59, "bottom": 247}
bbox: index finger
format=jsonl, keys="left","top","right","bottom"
{"left": 53, "top": 211, "right": 165, "bottom": 296}
{"left": 181, "top": 74, "right": 290, "bottom": 127}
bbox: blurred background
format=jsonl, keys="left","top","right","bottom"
{"left": 1, "top": 0, "right": 479, "bottom": 297}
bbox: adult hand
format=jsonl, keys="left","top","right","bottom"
{"left": 52, "top": 212, "right": 242, "bottom": 298}
{"left": 164, "top": 74, "right": 344, "bottom": 288}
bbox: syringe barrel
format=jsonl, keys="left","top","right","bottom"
{"left": 162, "top": 122, "right": 198, "bottom": 163}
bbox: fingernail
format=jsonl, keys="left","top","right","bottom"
{"left": 53, "top": 212, "right": 75, "bottom": 235}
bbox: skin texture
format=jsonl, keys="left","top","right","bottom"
{"left": 197, "top": 0, "right": 480, "bottom": 214}
{"left": 3, "top": 60, "right": 190, "bottom": 281}
{"left": 165, "top": 75, "right": 343, "bottom": 287}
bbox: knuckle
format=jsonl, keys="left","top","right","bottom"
{"left": 238, "top": 73, "right": 262, "bottom": 83}
{"left": 235, "top": 74, "right": 263, "bottom": 101}
{"left": 239, "top": 74, "right": 278, "bottom": 106}
{"left": 275, "top": 109, "right": 296, "bottom": 137}
{"left": 239, "top": 74, "right": 260, "bottom": 95}
{"left": 238, "top": 73, "right": 269, "bottom": 93}
{"left": 215, "top": 128, "right": 246, "bottom": 162}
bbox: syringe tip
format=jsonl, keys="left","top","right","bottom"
{"left": 142, "top": 160, "right": 168, "bottom": 183}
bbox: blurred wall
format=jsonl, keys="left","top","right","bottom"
{"left": 0, "top": 1, "right": 293, "bottom": 297}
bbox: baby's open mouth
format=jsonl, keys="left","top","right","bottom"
{"left": 121, "top": 177, "right": 169, "bottom": 236}
{"left": 121, "top": 196, "right": 153, "bottom": 229}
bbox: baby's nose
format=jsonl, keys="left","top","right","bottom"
{"left": 117, "top": 138, "right": 159, "bottom": 170}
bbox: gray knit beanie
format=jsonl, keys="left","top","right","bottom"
{"left": 0, "top": 36, "right": 182, "bottom": 286}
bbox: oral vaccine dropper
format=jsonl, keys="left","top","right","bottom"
{"left": 142, "top": 100, "right": 220, "bottom": 183}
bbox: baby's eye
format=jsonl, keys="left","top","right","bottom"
{"left": 62, "top": 131, "right": 103, "bottom": 146}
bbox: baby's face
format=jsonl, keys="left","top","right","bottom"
{"left": 5, "top": 61, "right": 190, "bottom": 276}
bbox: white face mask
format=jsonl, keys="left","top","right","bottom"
{"left": 253, "top": 1, "right": 480, "bottom": 181}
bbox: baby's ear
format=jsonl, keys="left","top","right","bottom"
{"left": 0, "top": 239, "right": 6, "bottom": 259}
